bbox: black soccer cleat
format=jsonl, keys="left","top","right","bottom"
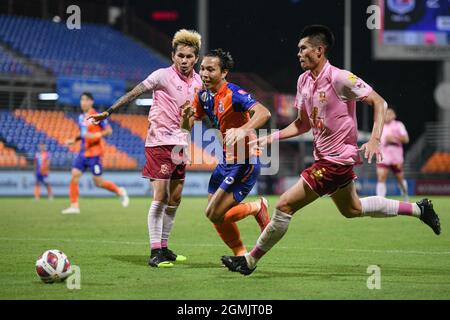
{"left": 221, "top": 255, "right": 256, "bottom": 276}
{"left": 148, "top": 249, "right": 174, "bottom": 268}
{"left": 417, "top": 198, "right": 441, "bottom": 235}
{"left": 162, "top": 248, "right": 187, "bottom": 262}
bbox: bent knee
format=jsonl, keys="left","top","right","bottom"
{"left": 168, "top": 196, "right": 181, "bottom": 207}
{"left": 276, "top": 199, "right": 295, "bottom": 215}
{"left": 93, "top": 180, "right": 103, "bottom": 187}
{"left": 339, "top": 206, "right": 362, "bottom": 218}
{"left": 205, "top": 206, "right": 223, "bottom": 224}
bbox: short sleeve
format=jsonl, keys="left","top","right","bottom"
{"left": 142, "top": 68, "right": 164, "bottom": 91}
{"left": 398, "top": 121, "right": 408, "bottom": 138}
{"left": 99, "top": 118, "right": 109, "bottom": 129}
{"left": 193, "top": 92, "right": 205, "bottom": 120}
{"left": 333, "top": 70, "right": 373, "bottom": 102}
{"left": 294, "top": 76, "right": 304, "bottom": 110}
{"left": 231, "top": 87, "right": 257, "bottom": 112}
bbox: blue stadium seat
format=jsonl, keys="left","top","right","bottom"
{"left": 0, "top": 14, "right": 168, "bottom": 81}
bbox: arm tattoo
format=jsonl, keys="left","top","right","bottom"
{"left": 106, "top": 83, "right": 149, "bottom": 115}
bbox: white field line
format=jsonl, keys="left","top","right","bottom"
{"left": 0, "top": 237, "right": 449, "bottom": 256}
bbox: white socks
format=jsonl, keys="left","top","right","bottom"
{"left": 377, "top": 180, "right": 409, "bottom": 201}
{"left": 246, "top": 209, "right": 292, "bottom": 268}
{"left": 148, "top": 201, "right": 167, "bottom": 250}
{"left": 360, "top": 196, "right": 421, "bottom": 218}
{"left": 162, "top": 205, "right": 178, "bottom": 248}
{"left": 376, "top": 182, "right": 386, "bottom": 197}
{"left": 361, "top": 196, "right": 398, "bottom": 218}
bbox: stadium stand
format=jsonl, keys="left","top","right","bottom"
{"left": 0, "top": 110, "right": 69, "bottom": 167}
{"left": 0, "top": 46, "right": 32, "bottom": 75}
{"left": 15, "top": 109, "right": 138, "bottom": 169}
{"left": 0, "top": 109, "right": 216, "bottom": 170}
{"left": 421, "top": 152, "right": 450, "bottom": 173}
{"left": 0, "top": 141, "right": 27, "bottom": 167}
{"left": 0, "top": 14, "right": 168, "bottom": 82}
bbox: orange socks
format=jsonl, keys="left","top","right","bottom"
{"left": 222, "top": 201, "right": 260, "bottom": 223}
{"left": 69, "top": 181, "right": 79, "bottom": 205}
{"left": 102, "top": 180, "right": 120, "bottom": 194}
{"left": 214, "top": 222, "right": 247, "bottom": 256}
{"left": 34, "top": 185, "right": 40, "bottom": 199}
{"left": 46, "top": 185, "right": 53, "bottom": 197}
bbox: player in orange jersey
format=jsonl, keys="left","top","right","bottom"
{"left": 61, "top": 92, "right": 129, "bottom": 214}
{"left": 34, "top": 143, "right": 53, "bottom": 200}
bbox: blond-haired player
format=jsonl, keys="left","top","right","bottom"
{"left": 89, "top": 29, "right": 203, "bottom": 267}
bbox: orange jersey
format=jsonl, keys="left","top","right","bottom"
{"left": 193, "top": 82, "right": 258, "bottom": 161}
{"left": 77, "top": 109, "right": 108, "bottom": 157}
{"left": 35, "top": 151, "right": 50, "bottom": 175}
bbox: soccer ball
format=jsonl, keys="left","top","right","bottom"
{"left": 35, "top": 249, "right": 72, "bottom": 283}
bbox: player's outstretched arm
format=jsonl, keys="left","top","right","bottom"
{"left": 88, "top": 83, "right": 150, "bottom": 123}
{"left": 359, "top": 90, "right": 387, "bottom": 164}
{"left": 251, "top": 106, "right": 311, "bottom": 148}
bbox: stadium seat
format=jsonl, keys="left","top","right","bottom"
{"left": 0, "top": 14, "right": 167, "bottom": 81}
{"left": 421, "top": 152, "right": 450, "bottom": 173}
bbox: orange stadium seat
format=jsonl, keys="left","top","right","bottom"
{"left": 15, "top": 110, "right": 138, "bottom": 169}
{"left": 0, "top": 141, "right": 28, "bottom": 167}
{"left": 421, "top": 152, "right": 450, "bottom": 173}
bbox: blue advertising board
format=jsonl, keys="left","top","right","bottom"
{"left": 57, "top": 77, "right": 125, "bottom": 105}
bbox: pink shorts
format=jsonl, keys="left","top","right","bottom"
{"left": 142, "top": 145, "right": 186, "bottom": 180}
{"left": 377, "top": 163, "right": 403, "bottom": 174}
{"left": 301, "top": 159, "right": 357, "bottom": 196}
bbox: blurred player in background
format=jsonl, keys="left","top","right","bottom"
{"left": 89, "top": 30, "right": 202, "bottom": 268}
{"left": 61, "top": 92, "right": 129, "bottom": 214}
{"left": 376, "top": 107, "right": 410, "bottom": 201}
{"left": 222, "top": 25, "right": 441, "bottom": 275}
{"left": 34, "top": 143, "right": 53, "bottom": 200}
{"left": 181, "top": 49, "right": 271, "bottom": 257}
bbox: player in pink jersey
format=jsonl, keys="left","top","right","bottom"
{"left": 89, "top": 29, "right": 202, "bottom": 268}
{"left": 222, "top": 25, "right": 441, "bottom": 276}
{"left": 376, "top": 108, "right": 410, "bottom": 201}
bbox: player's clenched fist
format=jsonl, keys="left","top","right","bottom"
{"left": 180, "top": 100, "right": 194, "bottom": 119}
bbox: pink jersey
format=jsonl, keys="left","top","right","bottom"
{"left": 295, "top": 61, "right": 373, "bottom": 165}
{"left": 142, "top": 65, "right": 202, "bottom": 147}
{"left": 380, "top": 120, "right": 408, "bottom": 165}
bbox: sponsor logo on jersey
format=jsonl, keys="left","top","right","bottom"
{"left": 201, "top": 91, "right": 208, "bottom": 102}
{"left": 319, "top": 91, "right": 326, "bottom": 104}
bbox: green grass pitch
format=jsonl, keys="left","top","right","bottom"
{"left": 0, "top": 195, "right": 449, "bottom": 300}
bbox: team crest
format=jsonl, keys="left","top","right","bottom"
{"left": 218, "top": 100, "right": 224, "bottom": 113}
{"left": 310, "top": 167, "right": 326, "bottom": 181}
{"left": 176, "top": 85, "right": 182, "bottom": 91}
{"left": 238, "top": 89, "right": 248, "bottom": 95}
{"left": 160, "top": 164, "right": 170, "bottom": 175}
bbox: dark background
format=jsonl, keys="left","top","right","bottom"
{"left": 134, "top": 0, "right": 439, "bottom": 145}
{"left": 1, "top": 0, "right": 440, "bottom": 144}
